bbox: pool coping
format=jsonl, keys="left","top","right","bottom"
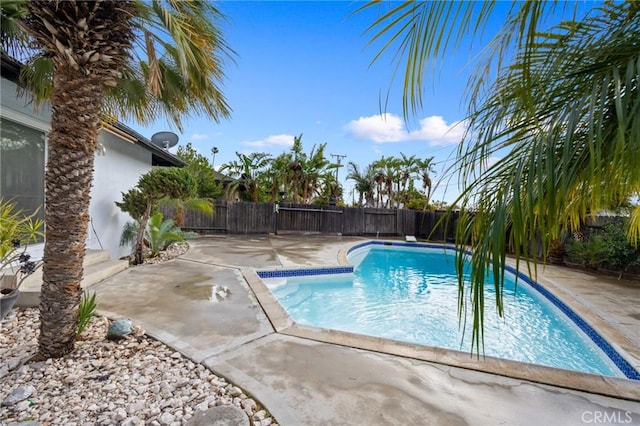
{"left": 242, "top": 240, "right": 640, "bottom": 402}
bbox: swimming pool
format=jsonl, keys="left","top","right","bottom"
{"left": 260, "top": 242, "right": 639, "bottom": 380}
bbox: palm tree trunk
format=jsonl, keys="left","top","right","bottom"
{"left": 38, "top": 70, "right": 104, "bottom": 358}
{"left": 26, "top": 0, "right": 136, "bottom": 358}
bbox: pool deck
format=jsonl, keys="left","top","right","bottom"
{"left": 92, "top": 235, "right": 640, "bottom": 425}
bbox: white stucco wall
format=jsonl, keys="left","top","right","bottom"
{"left": 2, "top": 75, "right": 161, "bottom": 261}
{"left": 88, "top": 131, "right": 153, "bottom": 259}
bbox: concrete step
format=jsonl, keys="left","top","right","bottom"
{"left": 84, "top": 249, "right": 112, "bottom": 267}
{"left": 15, "top": 251, "right": 129, "bottom": 307}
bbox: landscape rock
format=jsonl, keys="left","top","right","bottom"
{"left": 107, "top": 318, "right": 134, "bottom": 340}
{"left": 14, "top": 400, "right": 31, "bottom": 412}
{"left": 2, "top": 385, "right": 35, "bottom": 406}
{"left": 158, "top": 411, "right": 176, "bottom": 425}
{"left": 186, "top": 405, "right": 249, "bottom": 426}
{"left": 115, "top": 407, "right": 127, "bottom": 421}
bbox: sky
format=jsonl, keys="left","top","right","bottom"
{"left": 125, "top": 1, "right": 503, "bottom": 205}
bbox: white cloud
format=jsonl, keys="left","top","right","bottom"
{"left": 345, "top": 113, "right": 466, "bottom": 146}
{"left": 190, "top": 133, "right": 209, "bottom": 141}
{"left": 242, "top": 134, "right": 296, "bottom": 148}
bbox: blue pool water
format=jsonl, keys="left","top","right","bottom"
{"left": 269, "top": 244, "right": 629, "bottom": 378}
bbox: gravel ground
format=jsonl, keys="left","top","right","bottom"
{"left": 0, "top": 241, "right": 277, "bottom": 426}
{"left": 0, "top": 309, "right": 276, "bottom": 426}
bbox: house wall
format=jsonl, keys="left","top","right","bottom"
{"left": 0, "top": 78, "right": 51, "bottom": 130}
{"left": 1, "top": 75, "right": 156, "bottom": 261}
{"left": 89, "top": 130, "right": 153, "bottom": 259}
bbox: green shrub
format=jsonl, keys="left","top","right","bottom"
{"left": 147, "top": 211, "right": 185, "bottom": 257}
{"left": 601, "top": 220, "right": 640, "bottom": 278}
{"left": 1, "top": 199, "right": 44, "bottom": 291}
{"left": 566, "top": 218, "right": 640, "bottom": 277}
{"left": 77, "top": 291, "right": 98, "bottom": 337}
{"left": 566, "top": 235, "right": 607, "bottom": 270}
{"left": 120, "top": 212, "right": 190, "bottom": 259}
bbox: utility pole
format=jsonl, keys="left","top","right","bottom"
{"left": 330, "top": 153, "right": 346, "bottom": 182}
{"left": 329, "top": 153, "right": 346, "bottom": 206}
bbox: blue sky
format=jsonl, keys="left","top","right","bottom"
{"left": 126, "top": 1, "right": 498, "bottom": 204}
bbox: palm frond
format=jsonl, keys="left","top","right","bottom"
{"left": 452, "top": 1, "right": 640, "bottom": 352}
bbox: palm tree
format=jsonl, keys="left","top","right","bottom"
{"left": 415, "top": 157, "right": 435, "bottom": 207}
{"left": 2, "top": 0, "right": 232, "bottom": 358}
{"left": 360, "top": 1, "right": 640, "bottom": 351}
{"left": 220, "top": 152, "right": 272, "bottom": 202}
{"left": 300, "top": 143, "right": 331, "bottom": 203}
{"left": 346, "top": 162, "right": 374, "bottom": 207}
{"left": 373, "top": 156, "right": 400, "bottom": 208}
{"left": 373, "top": 167, "right": 386, "bottom": 208}
{"left": 398, "top": 153, "right": 417, "bottom": 208}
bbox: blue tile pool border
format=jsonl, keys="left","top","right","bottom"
{"left": 505, "top": 264, "right": 640, "bottom": 381}
{"left": 257, "top": 266, "right": 353, "bottom": 279}
{"left": 343, "top": 240, "right": 640, "bottom": 381}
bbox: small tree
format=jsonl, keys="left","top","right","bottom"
{"left": 176, "top": 143, "right": 223, "bottom": 199}
{"left": 116, "top": 168, "right": 197, "bottom": 265}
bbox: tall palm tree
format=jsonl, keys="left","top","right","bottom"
{"left": 2, "top": 0, "right": 232, "bottom": 358}
{"left": 373, "top": 156, "right": 400, "bottom": 208}
{"left": 415, "top": 157, "right": 435, "bottom": 207}
{"left": 360, "top": 1, "right": 640, "bottom": 351}
{"left": 373, "top": 167, "right": 386, "bottom": 208}
{"left": 398, "top": 153, "right": 417, "bottom": 208}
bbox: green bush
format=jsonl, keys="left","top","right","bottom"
{"left": 147, "top": 211, "right": 185, "bottom": 257}
{"left": 119, "top": 211, "right": 193, "bottom": 260}
{"left": 566, "top": 218, "right": 640, "bottom": 277}
{"left": 566, "top": 235, "right": 606, "bottom": 270}
{"left": 601, "top": 220, "right": 640, "bottom": 278}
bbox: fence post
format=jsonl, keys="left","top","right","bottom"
{"left": 226, "top": 201, "right": 231, "bottom": 233}
{"left": 273, "top": 202, "right": 279, "bottom": 234}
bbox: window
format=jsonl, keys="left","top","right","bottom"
{"left": 0, "top": 117, "right": 45, "bottom": 224}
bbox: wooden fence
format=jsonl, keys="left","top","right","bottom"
{"left": 162, "top": 201, "right": 458, "bottom": 240}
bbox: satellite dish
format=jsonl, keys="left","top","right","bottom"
{"left": 151, "top": 131, "right": 179, "bottom": 150}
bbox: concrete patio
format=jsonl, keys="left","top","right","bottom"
{"left": 91, "top": 235, "right": 640, "bottom": 425}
